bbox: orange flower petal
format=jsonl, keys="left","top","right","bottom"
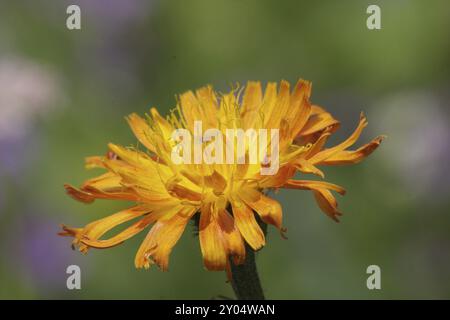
{"left": 283, "top": 179, "right": 346, "bottom": 195}
{"left": 64, "top": 172, "right": 138, "bottom": 203}
{"left": 312, "top": 189, "right": 343, "bottom": 222}
{"left": 134, "top": 207, "right": 196, "bottom": 270}
{"left": 58, "top": 225, "right": 82, "bottom": 237}
{"left": 80, "top": 214, "right": 157, "bottom": 249}
{"left": 180, "top": 90, "right": 203, "bottom": 132}
{"left": 304, "top": 131, "right": 331, "bottom": 159}
{"left": 80, "top": 172, "right": 120, "bottom": 189}
{"left": 203, "top": 170, "right": 227, "bottom": 195}
{"left": 308, "top": 113, "right": 368, "bottom": 164}
{"left": 294, "top": 158, "right": 325, "bottom": 178}
{"left": 102, "top": 157, "right": 170, "bottom": 196}
{"left": 195, "top": 85, "right": 218, "bottom": 128}
{"left": 231, "top": 200, "right": 265, "bottom": 251}
{"left": 166, "top": 180, "right": 203, "bottom": 202}
{"left": 288, "top": 80, "right": 312, "bottom": 140}
{"left": 60, "top": 205, "right": 150, "bottom": 252}
{"left": 126, "top": 113, "right": 156, "bottom": 153}
{"left": 283, "top": 179, "right": 345, "bottom": 221}
{"left": 265, "top": 80, "right": 290, "bottom": 129}
{"left": 240, "top": 81, "right": 263, "bottom": 130}
{"left": 320, "top": 135, "right": 385, "bottom": 165}
{"left": 218, "top": 209, "right": 246, "bottom": 265}
{"left": 259, "top": 82, "right": 278, "bottom": 126}
{"left": 64, "top": 184, "right": 96, "bottom": 203}
{"left": 299, "top": 105, "right": 340, "bottom": 137}
{"left": 85, "top": 156, "right": 105, "bottom": 169}
{"left": 241, "top": 193, "right": 283, "bottom": 230}
{"left": 259, "top": 165, "right": 296, "bottom": 188}
{"left": 199, "top": 204, "right": 228, "bottom": 271}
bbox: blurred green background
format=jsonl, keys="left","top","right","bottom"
{"left": 0, "top": 0, "right": 449, "bottom": 299}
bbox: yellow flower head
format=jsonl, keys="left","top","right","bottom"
{"left": 60, "top": 79, "right": 383, "bottom": 272}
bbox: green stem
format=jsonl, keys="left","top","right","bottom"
{"left": 229, "top": 218, "right": 267, "bottom": 300}
{"left": 192, "top": 208, "right": 267, "bottom": 300}
{"left": 229, "top": 242, "right": 265, "bottom": 300}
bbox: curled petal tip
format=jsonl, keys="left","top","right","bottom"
{"left": 280, "top": 227, "right": 288, "bottom": 240}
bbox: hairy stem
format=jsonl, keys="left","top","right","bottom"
{"left": 229, "top": 244, "right": 265, "bottom": 300}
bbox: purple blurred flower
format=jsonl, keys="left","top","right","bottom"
{"left": 372, "top": 90, "right": 450, "bottom": 200}
{"left": 0, "top": 56, "right": 61, "bottom": 140}
{"left": 6, "top": 213, "right": 81, "bottom": 290}
{"left": 68, "top": 0, "right": 156, "bottom": 94}
{"left": 0, "top": 56, "right": 62, "bottom": 214}
{"left": 74, "top": 0, "right": 152, "bottom": 30}
{"left": 0, "top": 56, "right": 62, "bottom": 175}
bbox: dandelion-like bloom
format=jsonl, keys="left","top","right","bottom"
{"left": 60, "top": 79, "right": 383, "bottom": 272}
